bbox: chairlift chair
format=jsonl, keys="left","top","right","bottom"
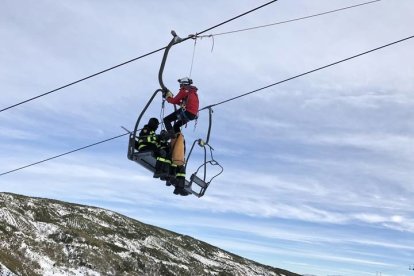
{"left": 127, "top": 31, "right": 222, "bottom": 197}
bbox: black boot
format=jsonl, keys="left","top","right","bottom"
{"left": 173, "top": 176, "right": 185, "bottom": 195}
{"left": 173, "top": 184, "right": 189, "bottom": 196}
{"left": 159, "top": 162, "right": 171, "bottom": 180}
{"left": 153, "top": 160, "right": 163, "bottom": 178}
{"left": 153, "top": 159, "right": 169, "bottom": 179}
{"left": 173, "top": 187, "right": 181, "bottom": 195}
{"left": 167, "top": 164, "right": 176, "bottom": 183}
{"left": 173, "top": 166, "right": 189, "bottom": 196}
{"left": 160, "top": 129, "right": 176, "bottom": 140}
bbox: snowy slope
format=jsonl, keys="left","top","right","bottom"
{"left": 0, "top": 192, "right": 299, "bottom": 276}
{"left": 0, "top": 263, "right": 16, "bottom": 276}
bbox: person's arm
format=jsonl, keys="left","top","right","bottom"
{"left": 166, "top": 88, "right": 186, "bottom": 104}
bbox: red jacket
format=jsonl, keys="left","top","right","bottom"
{"left": 167, "top": 85, "right": 199, "bottom": 116}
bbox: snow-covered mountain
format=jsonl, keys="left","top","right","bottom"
{"left": 0, "top": 192, "right": 299, "bottom": 276}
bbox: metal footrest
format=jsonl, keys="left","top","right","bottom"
{"left": 132, "top": 151, "right": 210, "bottom": 198}
{"left": 184, "top": 174, "right": 209, "bottom": 198}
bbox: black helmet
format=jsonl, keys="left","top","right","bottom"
{"left": 148, "top": 118, "right": 159, "bottom": 130}
{"left": 177, "top": 77, "right": 193, "bottom": 86}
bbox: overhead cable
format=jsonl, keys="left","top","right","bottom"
{"left": 0, "top": 133, "right": 129, "bottom": 176}
{"left": 0, "top": 0, "right": 278, "bottom": 114}
{"left": 197, "top": 0, "right": 381, "bottom": 38}
{"left": 200, "top": 34, "right": 414, "bottom": 110}
{"left": 2, "top": 34, "right": 412, "bottom": 177}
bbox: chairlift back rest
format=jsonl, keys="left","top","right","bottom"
{"left": 127, "top": 134, "right": 136, "bottom": 160}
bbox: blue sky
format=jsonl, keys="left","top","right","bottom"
{"left": 1, "top": 0, "right": 414, "bottom": 275}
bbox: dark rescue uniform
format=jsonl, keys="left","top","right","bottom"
{"left": 136, "top": 127, "right": 158, "bottom": 152}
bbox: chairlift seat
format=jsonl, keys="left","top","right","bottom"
{"left": 131, "top": 150, "right": 209, "bottom": 197}
{"left": 132, "top": 151, "right": 157, "bottom": 172}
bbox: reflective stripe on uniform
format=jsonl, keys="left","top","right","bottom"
{"left": 138, "top": 130, "right": 159, "bottom": 149}
{"left": 138, "top": 144, "right": 148, "bottom": 150}
{"left": 156, "top": 157, "right": 171, "bottom": 164}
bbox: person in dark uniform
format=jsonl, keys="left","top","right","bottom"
{"left": 135, "top": 118, "right": 159, "bottom": 152}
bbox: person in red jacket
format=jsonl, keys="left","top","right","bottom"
{"left": 163, "top": 77, "right": 199, "bottom": 137}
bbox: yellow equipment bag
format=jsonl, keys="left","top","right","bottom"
{"left": 171, "top": 133, "right": 185, "bottom": 166}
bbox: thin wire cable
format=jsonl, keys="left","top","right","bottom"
{"left": 0, "top": 133, "right": 129, "bottom": 177}
{"left": 193, "top": 0, "right": 279, "bottom": 37}
{"left": 189, "top": 39, "right": 197, "bottom": 78}
{"left": 0, "top": 0, "right": 279, "bottom": 114}
{"left": 3, "top": 34, "right": 412, "bottom": 177}
{"left": 201, "top": 35, "right": 414, "bottom": 111}
{"left": 197, "top": 0, "right": 381, "bottom": 38}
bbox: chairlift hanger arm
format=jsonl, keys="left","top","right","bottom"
{"left": 206, "top": 107, "right": 213, "bottom": 144}
{"left": 132, "top": 31, "right": 184, "bottom": 138}
{"left": 132, "top": 89, "right": 162, "bottom": 137}
{"left": 186, "top": 107, "right": 214, "bottom": 168}
{"left": 158, "top": 31, "right": 184, "bottom": 92}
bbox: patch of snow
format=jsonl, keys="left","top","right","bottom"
{"left": 189, "top": 252, "right": 221, "bottom": 267}
{"left": 0, "top": 208, "right": 18, "bottom": 228}
{"left": 0, "top": 208, "right": 35, "bottom": 233}
{"left": 51, "top": 204, "right": 71, "bottom": 217}
{"left": 34, "top": 222, "right": 59, "bottom": 239}
{"left": 22, "top": 246, "right": 102, "bottom": 276}
{"left": 143, "top": 236, "right": 161, "bottom": 247}
{"left": 143, "top": 236, "right": 183, "bottom": 262}
{"left": 0, "top": 194, "right": 14, "bottom": 202}
{"left": 0, "top": 263, "right": 16, "bottom": 276}
{"left": 24, "top": 247, "right": 55, "bottom": 274}
{"left": 19, "top": 242, "right": 28, "bottom": 250}
{"left": 82, "top": 213, "right": 111, "bottom": 228}
{"left": 123, "top": 239, "right": 143, "bottom": 252}
{"left": 42, "top": 265, "right": 101, "bottom": 276}
{"left": 25, "top": 210, "right": 35, "bottom": 220}
{"left": 145, "top": 254, "right": 190, "bottom": 271}
{"left": 214, "top": 250, "right": 233, "bottom": 260}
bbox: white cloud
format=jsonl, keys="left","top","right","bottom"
{"left": 1, "top": 0, "right": 414, "bottom": 275}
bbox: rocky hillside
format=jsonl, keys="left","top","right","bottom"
{"left": 0, "top": 192, "right": 300, "bottom": 276}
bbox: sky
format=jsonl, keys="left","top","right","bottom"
{"left": 0, "top": 0, "right": 413, "bottom": 275}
